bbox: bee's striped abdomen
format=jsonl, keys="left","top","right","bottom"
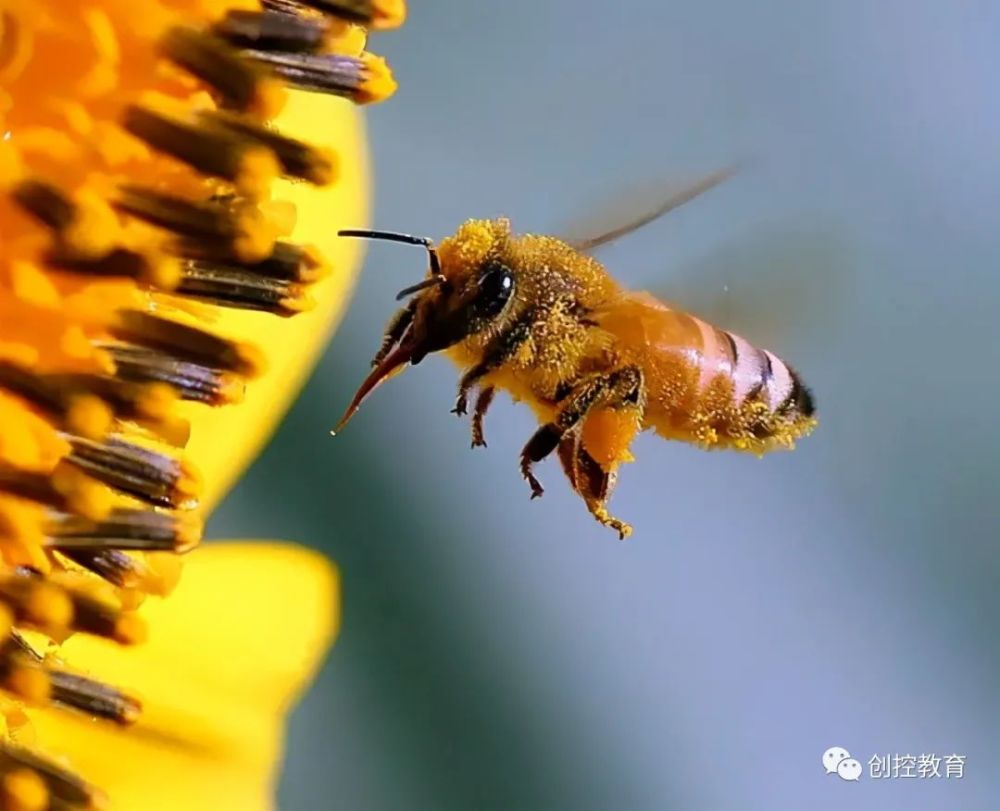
{"left": 599, "top": 292, "right": 816, "bottom": 452}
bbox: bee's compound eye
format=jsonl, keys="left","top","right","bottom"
{"left": 474, "top": 262, "right": 514, "bottom": 318}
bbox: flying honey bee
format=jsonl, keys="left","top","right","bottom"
{"left": 333, "top": 169, "right": 816, "bottom": 538}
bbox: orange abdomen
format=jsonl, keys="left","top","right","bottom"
{"left": 597, "top": 292, "right": 815, "bottom": 451}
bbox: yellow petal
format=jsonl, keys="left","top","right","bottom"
{"left": 31, "top": 543, "right": 339, "bottom": 811}
{"left": 181, "top": 93, "right": 371, "bottom": 513}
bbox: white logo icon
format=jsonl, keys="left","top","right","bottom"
{"left": 823, "top": 746, "right": 861, "bottom": 781}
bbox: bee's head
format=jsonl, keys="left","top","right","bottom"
{"left": 332, "top": 219, "right": 516, "bottom": 433}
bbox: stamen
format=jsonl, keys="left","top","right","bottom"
{"left": 121, "top": 105, "right": 279, "bottom": 199}
{"left": 109, "top": 311, "right": 265, "bottom": 377}
{"left": 213, "top": 9, "right": 328, "bottom": 54}
{"left": 46, "top": 509, "right": 200, "bottom": 555}
{"left": 0, "top": 464, "right": 112, "bottom": 522}
{"left": 0, "top": 362, "right": 113, "bottom": 440}
{"left": 114, "top": 185, "right": 275, "bottom": 262}
{"left": 60, "top": 586, "right": 146, "bottom": 645}
{"left": 0, "top": 638, "right": 49, "bottom": 703}
{"left": 64, "top": 436, "right": 199, "bottom": 511}
{"left": 42, "top": 373, "right": 178, "bottom": 427}
{"left": 47, "top": 670, "right": 141, "bottom": 726}
{"left": 178, "top": 240, "right": 330, "bottom": 283}
{"left": 159, "top": 26, "right": 285, "bottom": 119}
{"left": 241, "top": 50, "right": 395, "bottom": 103}
{"left": 55, "top": 550, "right": 150, "bottom": 590}
{"left": 10, "top": 181, "right": 74, "bottom": 231}
{"left": 99, "top": 344, "right": 244, "bottom": 407}
{"left": 268, "top": 0, "right": 406, "bottom": 29}
{"left": 0, "top": 579, "right": 73, "bottom": 638}
{"left": 178, "top": 259, "right": 314, "bottom": 315}
{"left": 45, "top": 247, "right": 181, "bottom": 290}
{"left": 0, "top": 741, "right": 106, "bottom": 810}
{"left": 199, "top": 109, "right": 338, "bottom": 185}
{"left": 2, "top": 766, "right": 49, "bottom": 811}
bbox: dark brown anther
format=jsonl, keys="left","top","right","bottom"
{"left": 122, "top": 105, "right": 277, "bottom": 196}
{"left": 159, "top": 26, "right": 283, "bottom": 116}
{"left": 177, "top": 240, "right": 328, "bottom": 283}
{"left": 48, "top": 669, "right": 142, "bottom": 726}
{"left": 271, "top": 0, "right": 380, "bottom": 26}
{"left": 101, "top": 344, "right": 242, "bottom": 406}
{"left": 46, "top": 246, "right": 176, "bottom": 288}
{"left": 0, "top": 465, "right": 74, "bottom": 513}
{"left": 62, "top": 587, "right": 145, "bottom": 645}
{"left": 10, "top": 180, "right": 75, "bottom": 230}
{"left": 199, "top": 109, "right": 337, "bottom": 184}
{"left": 242, "top": 49, "right": 367, "bottom": 98}
{"left": 109, "top": 310, "right": 264, "bottom": 377}
{"left": 0, "top": 361, "right": 66, "bottom": 421}
{"left": 65, "top": 435, "right": 199, "bottom": 510}
{"left": 46, "top": 508, "right": 200, "bottom": 554}
{"left": 178, "top": 259, "right": 311, "bottom": 315}
{"left": 213, "top": 9, "right": 327, "bottom": 53}
{"left": 56, "top": 549, "right": 147, "bottom": 589}
{"left": 116, "top": 185, "right": 241, "bottom": 241}
{"left": 0, "top": 741, "right": 105, "bottom": 809}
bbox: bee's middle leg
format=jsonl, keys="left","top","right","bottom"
{"left": 470, "top": 386, "right": 495, "bottom": 448}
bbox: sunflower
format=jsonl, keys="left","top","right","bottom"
{"left": 0, "top": 1, "right": 404, "bottom": 807}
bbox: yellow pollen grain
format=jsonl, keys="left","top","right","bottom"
{"left": 373, "top": 0, "right": 408, "bottom": 29}
{"left": 142, "top": 252, "right": 182, "bottom": 290}
{"left": 0, "top": 605, "right": 13, "bottom": 639}
{"left": 233, "top": 208, "right": 278, "bottom": 262}
{"left": 64, "top": 395, "right": 113, "bottom": 441}
{"left": 112, "top": 612, "right": 147, "bottom": 646}
{"left": 249, "top": 76, "right": 288, "bottom": 121}
{"left": 216, "top": 374, "right": 245, "bottom": 405}
{"left": 2, "top": 767, "right": 49, "bottom": 811}
{"left": 280, "top": 293, "right": 316, "bottom": 314}
{"left": 357, "top": 53, "right": 397, "bottom": 104}
{"left": 174, "top": 461, "right": 203, "bottom": 506}
{"left": 24, "top": 583, "right": 72, "bottom": 633}
{"left": 7, "top": 666, "right": 50, "bottom": 705}
{"left": 234, "top": 341, "right": 267, "bottom": 378}
{"left": 116, "top": 588, "right": 145, "bottom": 612}
{"left": 50, "top": 466, "right": 113, "bottom": 522}
{"left": 8, "top": 262, "right": 59, "bottom": 309}
{"left": 260, "top": 199, "right": 297, "bottom": 237}
{"left": 134, "top": 382, "right": 179, "bottom": 420}
{"left": 142, "top": 551, "right": 186, "bottom": 596}
{"left": 234, "top": 145, "right": 281, "bottom": 200}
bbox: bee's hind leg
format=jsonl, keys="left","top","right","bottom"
{"left": 518, "top": 369, "right": 632, "bottom": 500}
{"left": 557, "top": 438, "right": 632, "bottom": 540}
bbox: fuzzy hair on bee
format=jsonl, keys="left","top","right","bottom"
{"left": 335, "top": 172, "right": 817, "bottom": 538}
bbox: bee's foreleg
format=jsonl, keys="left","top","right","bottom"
{"left": 471, "top": 386, "right": 495, "bottom": 448}
{"left": 451, "top": 317, "right": 531, "bottom": 417}
{"left": 371, "top": 299, "right": 416, "bottom": 367}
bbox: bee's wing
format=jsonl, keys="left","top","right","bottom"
{"left": 564, "top": 166, "right": 741, "bottom": 253}
{"left": 645, "top": 224, "right": 848, "bottom": 350}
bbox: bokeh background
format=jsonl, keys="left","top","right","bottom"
{"left": 212, "top": 2, "right": 999, "bottom": 808}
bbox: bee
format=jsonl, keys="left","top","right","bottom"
{"left": 334, "top": 169, "right": 816, "bottom": 538}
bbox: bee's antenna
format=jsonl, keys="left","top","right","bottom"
{"left": 394, "top": 276, "right": 445, "bottom": 301}
{"left": 338, "top": 228, "right": 443, "bottom": 278}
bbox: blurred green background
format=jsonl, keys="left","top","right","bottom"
{"left": 211, "top": 2, "right": 998, "bottom": 808}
